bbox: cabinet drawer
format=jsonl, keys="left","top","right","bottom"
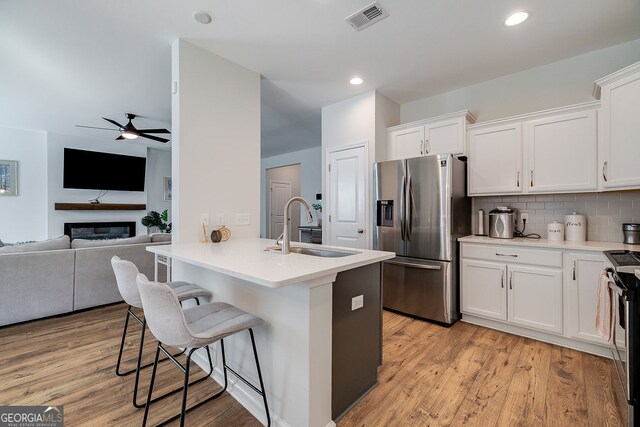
{"left": 461, "top": 244, "right": 562, "bottom": 268}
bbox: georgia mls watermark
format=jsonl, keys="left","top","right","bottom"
{"left": 0, "top": 405, "right": 63, "bottom": 427}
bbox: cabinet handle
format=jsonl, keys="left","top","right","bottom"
{"left": 496, "top": 253, "right": 518, "bottom": 257}
{"left": 572, "top": 260, "right": 576, "bottom": 281}
{"left": 420, "top": 140, "right": 424, "bottom": 155}
{"left": 530, "top": 170, "right": 534, "bottom": 187}
{"left": 425, "top": 139, "right": 430, "bottom": 154}
{"left": 516, "top": 171, "right": 520, "bottom": 188}
{"left": 509, "top": 271, "right": 513, "bottom": 290}
{"left": 500, "top": 272, "right": 504, "bottom": 288}
{"left": 603, "top": 161, "right": 608, "bottom": 182}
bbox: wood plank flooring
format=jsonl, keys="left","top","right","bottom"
{"left": 0, "top": 304, "right": 624, "bottom": 426}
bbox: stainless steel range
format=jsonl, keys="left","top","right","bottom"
{"left": 604, "top": 250, "right": 640, "bottom": 426}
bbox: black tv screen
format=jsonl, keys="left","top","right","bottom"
{"left": 63, "top": 148, "right": 146, "bottom": 192}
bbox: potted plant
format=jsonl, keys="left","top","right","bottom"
{"left": 141, "top": 209, "right": 172, "bottom": 233}
{"left": 311, "top": 202, "right": 322, "bottom": 227}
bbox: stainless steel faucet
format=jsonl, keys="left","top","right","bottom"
{"left": 280, "top": 196, "right": 314, "bottom": 254}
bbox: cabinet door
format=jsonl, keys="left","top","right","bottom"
{"left": 388, "top": 127, "right": 424, "bottom": 160}
{"left": 508, "top": 265, "right": 563, "bottom": 334}
{"left": 600, "top": 71, "right": 640, "bottom": 189}
{"left": 461, "top": 259, "right": 506, "bottom": 321}
{"left": 564, "top": 252, "right": 620, "bottom": 346}
{"left": 468, "top": 123, "right": 523, "bottom": 195}
{"left": 424, "top": 118, "right": 464, "bottom": 155}
{"left": 526, "top": 110, "right": 597, "bottom": 193}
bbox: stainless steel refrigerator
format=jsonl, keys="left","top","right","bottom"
{"left": 373, "top": 154, "right": 471, "bottom": 325}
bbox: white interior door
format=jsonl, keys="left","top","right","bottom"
{"left": 269, "top": 181, "right": 291, "bottom": 239}
{"left": 328, "top": 145, "right": 367, "bottom": 249}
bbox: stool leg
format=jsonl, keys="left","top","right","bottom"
{"left": 195, "top": 297, "right": 200, "bottom": 306}
{"left": 115, "top": 306, "right": 132, "bottom": 376}
{"left": 142, "top": 343, "right": 161, "bottom": 427}
{"left": 180, "top": 349, "right": 195, "bottom": 427}
{"left": 220, "top": 338, "right": 228, "bottom": 392}
{"left": 132, "top": 319, "right": 147, "bottom": 408}
{"left": 249, "top": 328, "right": 271, "bottom": 427}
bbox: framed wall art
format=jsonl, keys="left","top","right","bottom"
{"left": 164, "top": 176, "right": 172, "bottom": 201}
{"left": 0, "top": 160, "right": 18, "bottom": 196}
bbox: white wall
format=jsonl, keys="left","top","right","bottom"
{"left": 260, "top": 146, "right": 322, "bottom": 237}
{"left": 171, "top": 39, "right": 260, "bottom": 242}
{"left": 146, "top": 148, "right": 171, "bottom": 219}
{"left": 0, "top": 126, "right": 47, "bottom": 242}
{"left": 321, "top": 91, "right": 400, "bottom": 246}
{"left": 46, "top": 132, "right": 148, "bottom": 237}
{"left": 401, "top": 38, "right": 640, "bottom": 124}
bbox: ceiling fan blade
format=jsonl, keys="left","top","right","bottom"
{"left": 116, "top": 135, "right": 125, "bottom": 140}
{"left": 139, "top": 133, "right": 169, "bottom": 143}
{"left": 102, "top": 117, "right": 125, "bottom": 129}
{"left": 76, "top": 125, "right": 120, "bottom": 131}
{"left": 135, "top": 128, "right": 171, "bottom": 134}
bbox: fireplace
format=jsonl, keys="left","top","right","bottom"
{"left": 64, "top": 222, "right": 136, "bottom": 241}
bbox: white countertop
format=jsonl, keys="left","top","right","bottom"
{"left": 147, "top": 238, "right": 395, "bottom": 288}
{"left": 459, "top": 235, "right": 639, "bottom": 252}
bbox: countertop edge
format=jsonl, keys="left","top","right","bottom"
{"left": 458, "top": 235, "right": 638, "bottom": 252}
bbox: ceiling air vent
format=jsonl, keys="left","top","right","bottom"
{"left": 345, "top": 2, "right": 389, "bottom": 31}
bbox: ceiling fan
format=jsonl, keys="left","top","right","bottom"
{"left": 76, "top": 113, "right": 171, "bottom": 143}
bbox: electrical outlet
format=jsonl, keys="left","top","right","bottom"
{"left": 351, "top": 295, "right": 364, "bottom": 311}
{"left": 235, "top": 213, "right": 250, "bottom": 226}
{"left": 200, "top": 214, "right": 210, "bottom": 227}
{"left": 216, "top": 214, "right": 225, "bottom": 226}
{"left": 520, "top": 213, "right": 529, "bottom": 224}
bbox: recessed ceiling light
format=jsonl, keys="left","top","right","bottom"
{"left": 504, "top": 11, "right": 530, "bottom": 26}
{"left": 350, "top": 77, "right": 364, "bottom": 85}
{"left": 193, "top": 11, "right": 213, "bottom": 25}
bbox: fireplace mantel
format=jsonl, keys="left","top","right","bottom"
{"left": 55, "top": 203, "right": 146, "bottom": 211}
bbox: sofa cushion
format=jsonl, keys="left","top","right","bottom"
{"left": 0, "top": 238, "right": 3, "bottom": 247}
{"left": 151, "top": 233, "right": 172, "bottom": 243}
{"left": 0, "top": 235, "right": 71, "bottom": 253}
{"left": 72, "top": 235, "right": 151, "bottom": 248}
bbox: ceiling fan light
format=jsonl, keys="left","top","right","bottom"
{"left": 504, "top": 11, "right": 530, "bottom": 26}
{"left": 121, "top": 131, "right": 139, "bottom": 140}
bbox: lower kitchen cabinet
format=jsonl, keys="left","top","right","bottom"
{"left": 508, "top": 264, "right": 563, "bottom": 334}
{"left": 461, "top": 258, "right": 562, "bottom": 334}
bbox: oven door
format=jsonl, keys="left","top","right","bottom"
{"left": 611, "top": 278, "right": 632, "bottom": 426}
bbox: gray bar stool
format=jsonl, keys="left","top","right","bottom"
{"left": 111, "top": 256, "right": 212, "bottom": 408}
{"left": 136, "top": 273, "right": 270, "bottom": 427}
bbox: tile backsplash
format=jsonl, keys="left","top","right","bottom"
{"left": 472, "top": 191, "right": 640, "bottom": 243}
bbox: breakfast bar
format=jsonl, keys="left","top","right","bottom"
{"left": 147, "top": 239, "right": 394, "bottom": 427}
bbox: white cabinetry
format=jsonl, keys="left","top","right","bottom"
{"left": 461, "top": 244, "right": 563, "bottom": 335}
{"left": 564, "top": 252, "right": 609, "bottom": 345}
{"left": 468, "top": 123, "right": 522, "bottom": 195}
{"left": 526, "top": 110, "right": 597, "bottom": 193}
{"left": 387, "top": 111, "right": 475, "bottom": 160}
{"left": 467, "top": 102, "right": 599, "bottom": 196}
{"left": 595, "top": 61, "right": 640, "bottom": 190}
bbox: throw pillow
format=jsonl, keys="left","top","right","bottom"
{"left": 0, "top": 235, "right": 71, "bottom": 253}
{"left": 150, "top": 233, "right": 172, "bottom": 243}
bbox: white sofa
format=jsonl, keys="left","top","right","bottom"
{"left": 0, "top": 234, "right": 170, "bottom": 326}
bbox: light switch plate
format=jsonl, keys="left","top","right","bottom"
{"left": 216, "top": 214, "right": 225, "bottom": 226}
{"left": 236, "top": 213, "right": 250, "bottom": 226}
{"left": 200, "top": 214, "right": 210, "bottom": 226}
{"left": 351, "top": 295, "right": 364, "bottom": 311}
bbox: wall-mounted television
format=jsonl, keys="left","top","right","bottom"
{"left": 63, "top": 148, "right": 146, "bottom": 192}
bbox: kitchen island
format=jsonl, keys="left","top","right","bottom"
{"left": 147, "top": 239, "right": 394, "bottom": 427}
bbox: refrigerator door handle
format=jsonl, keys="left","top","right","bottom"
{"left": 385, "top": 259, "right": 442, "bottom": 270}
{"left": 406, "top": 175, "right": 413, "bottom": 241}
{"left": 400, "top": 176, "right": 406, "bottom": 241}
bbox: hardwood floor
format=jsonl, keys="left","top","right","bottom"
{"left": 0, "top": 304, "right": 624, "bottom": 426}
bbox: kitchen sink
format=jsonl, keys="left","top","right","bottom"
{"left": 265, "top": 246, "right": 360, "bottom": 258}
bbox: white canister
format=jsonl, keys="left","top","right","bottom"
{"left": 547, "top": 222, "right": 564, "bottom": 241}
{"left": 565, "top": 212, "right": 586, "bottom": 242}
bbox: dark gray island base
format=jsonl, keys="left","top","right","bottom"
{"left": 332, "top": 262, "right": 382, "bottom": 420}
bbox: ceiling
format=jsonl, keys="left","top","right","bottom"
{"left": 1, "top": 1, "right": 639, "bottom": 157}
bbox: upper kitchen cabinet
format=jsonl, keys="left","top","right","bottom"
{"left": 594, "top": 61, "right": 640, "bottom": 191}
{"left": 387, "top": 111, "right": 476, "bottom": 160}
{"left": 467, "top": 102, "right": 599, "bottom": 196}
{"left": 468, "top": 122, "right": 523, "bottom": 195}
{"left": 525, "top": 108, "right": 597, "bottom": 193}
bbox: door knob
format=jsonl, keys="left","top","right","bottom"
{"left": 357, "top": 229, "right": 364, "bottom": 234}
